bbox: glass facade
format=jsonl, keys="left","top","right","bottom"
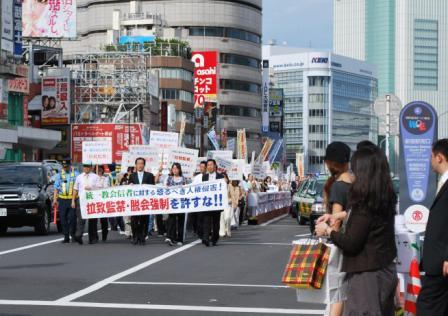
{"left": 414, "top": 19, "right": 438, "bottom": 90}
{"left": 188, "top": 26, "right": 261, "bottom": 44}
{"left": 160, "top": 68, "right": 193, "bottom": 81}
{"left": 161, "top": 89, "right": 193, "bottom": 103}
{"left": 220, "top": 79, "right": 261, "bottom": 93}
{"left": 220, "top": 53, "right": 260, "bottom": 69}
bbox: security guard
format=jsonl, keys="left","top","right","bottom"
{"left": 53, "top": 159, "right": 79, "bottom": 243}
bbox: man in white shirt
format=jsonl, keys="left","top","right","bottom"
{"left": 93, "top": 165, "right": 110, "bottom": 243}
{"left": 193, "top": 161, "right": 207, "bottom": 184}
{"left": 71, "top": 163, "right": 101, "bottom": 245}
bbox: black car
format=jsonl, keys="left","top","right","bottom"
{"left": 0, "top": 162, "right": 58, "bottom": 235}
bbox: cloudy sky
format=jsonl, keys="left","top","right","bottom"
{"left": 262, "top": 0, "right": 333, "bottom": 49}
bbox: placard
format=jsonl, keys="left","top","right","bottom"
{"left": 149, "top": 131, "right": 179, "bottom": 149}
{"left": 82, "top": 140, "right": 113, "bottom": 165}
{"left": 165, "top": 147, "right": 199, "bottom": 178}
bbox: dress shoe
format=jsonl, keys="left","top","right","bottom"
{"left": 62, "top": 238, "right": 70, "bottom": 244}
{"left": 132, "top": 238, "right": 139, "bottom": 245}
{"left": 74, "top": 237, "right": 83, "bottom": 245}
{"left": 202, "top": 240, "right": 210, "bottom": 247}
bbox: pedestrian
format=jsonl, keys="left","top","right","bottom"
{"left": 192, "top": 160, "right": 208, "bottom": 238}
{"left": 89, "top": 165, "right": 110, "bottom": 242}
{"left": 315, "top": 141, "right": 352, "bottom": 316}
{"left": 220, "top": 174, "right": 232, "bottom": 238}
{"left": 201, "top": 159, "right": 224, "bottom": 247}
{"left": 229, "top": 180, "right": 243, "bottom": 230}
{"left": 71, "top": 163, "right": 101, "bottom": 245}
{"left": 417, "top": 139, "right": 448, "bottom": 315}
{"left": 120, "top": 167, "right": 134, "bottom": 239}
{"left": 53, "top": 159, "right": 79, "bottom": 243}
{"left": 129, "top": 157, "right": 155, "bottom": 245}
{"left": 260, "top": 176, "right": 271, "bottom": 192}
{"left": 315, "top": 146, "right": 398, "bottom": 316}
{"left": 159, "top": 163, "right": 187, "bottom": 246}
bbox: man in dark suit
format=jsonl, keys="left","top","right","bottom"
{"left": 129, "top": 157, "right": 155, "bottom": 245}
{"left": 202, "top": 159, "right": 224, "bottom": 247}
{"left": 417, "top": 139, "right": 448, "bottom": 315}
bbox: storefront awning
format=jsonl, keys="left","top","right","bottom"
{"left": 17, "top": 126, "right": 61, "bottom": 150}
{"left": 27, "top": 95, "right": 42, "bottom": 111}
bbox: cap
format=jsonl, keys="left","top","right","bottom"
{"left": 324, "top": 142, "right": 351, "bottom": 164}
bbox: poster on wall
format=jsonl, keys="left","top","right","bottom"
{"left": 22, "top": 0, "right": 77, "bottom": 38}
{"left": 41, "top": 76, "right": 70, "bottom": 125}
{"left": 191, "top": 51, "right": 218, "bottom": 108}
{"left": 399, "top": 101, "right": 437, "bottom": 225}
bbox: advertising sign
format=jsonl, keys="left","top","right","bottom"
{"left": 1, "top": 0, "right": 13, "bottom": 53}
{"left": 13, "top": 0, "right": 22, "bottom": 56}
{"left": 71, "top": 123, "right": 148, "bottom": 163}
{"left": 269, "top": 88, "right": 284, "bottom": 117}
{"left": 22, "top": 0, "right": 77, "bottom": 38}
{"left": 79, "top": 180, "right": 229, "bottom": 219}
{"left": 262, "top": 60, "right": 270, "bottom": 132}
{"left": 82, "top": 141, "right": 113, "bottom": 165}
{"left": 8, "top": 77, "right": 29, "bottom": 93}
{"left": 191, "top": 51, "right": 218, "bottom": 108}
{"left": 399, "top": 101, "right": 437, "bottom": 218}
{"left": 165, "top": 147, "right": 199, "bottom": 179}
{"left": 41, "top": 76, "right": 70, "bottom": 125}
{"left": 149, "top": 131, "right": 179, "bottom": 149}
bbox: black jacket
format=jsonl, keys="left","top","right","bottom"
{"left": 129, "top": 171, "right": 155, "bottom": 185}
{"left": 330, "top": 209, "right": 397, "bottom": 273}
{"left": 202, "top": 172, "right": 224, "bottom": 182}
{"left": 422, "top": 179, "right": 448, "bottom": 276}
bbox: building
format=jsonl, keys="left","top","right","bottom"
{"left": 263, "top": 45, "right": 378, "bottom": 173}
{"left": 61, "top": 0, "right": 263, "bottom": 153}
{"left": 334, "top": 0, "right": 448, "bottom": 138}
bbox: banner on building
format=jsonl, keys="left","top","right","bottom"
{"left": 269, "top": 88, "right": 284, "bottom": 117}
{"left": 82, "top": 140, "right": 113, "bottom": 165}
{"left": 165, "top": 147, "right": 199, "bottom": 178}
{"left": 191, "top": 51, "right": 218, "bottom": 108}
{"left": 71, "top": 123, "right": 149, "bottom": 163}
{"left": 399, "top": 101, "right": 438, "bottom": 217}
{"left": 22, "top": 0, "right": 77, "bottom": 38}
{"left": 41, "top": 76, "right": 70, "bottom": 125}
{"left": 1, "top": 0, "right": 13, "bottom": 53}
{"left": 262, "top": 60, "right": 270, "bottom": 132}
{"left": 79, "top": 179, "right": 229, "bottom": 219}
{"left": 149, "top": 131, "right": 179, "bottom": 149}
{"left": 236, "top": 129, "right": 247, "bottom": 162}
{"left": 13, "top": 0, "right": 21, "bottom": 56}
{"left": 252, "top": 163, "right": 265, "bottom": 180}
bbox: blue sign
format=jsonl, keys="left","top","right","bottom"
{"left": 13, "top": 0, "right": 22, "bottom": 56}
{"left": 399, "top": 101, "right": 438, "bottom": 213}
{"left": 119, "top": 36, "right": 155, "bottom": 45}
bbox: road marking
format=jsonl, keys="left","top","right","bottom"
{"left": 220, "top": 242, "right": 292, "bottom": 246}
{"left": 111, "top": 281, "right": 289, "bottom": 288}
{"left": 295, "top": 233, "right": 312, "bottom": 237}
{"left": 56, "top": 239, "right": 202, "bottom": 302}
{"left": 260, "top": 214, "right": 289, "bottom": 226}
{"left": 0, "top": 300, "right": 325, "bottom": 315}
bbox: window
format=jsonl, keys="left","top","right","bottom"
{"left": 160, "top": 68, "right": 193, "bottom": 81}
{"left": 414, "top": 19, "right": 438, "bottom": 90}
{"left": 220, "top": 53, "right": 260, "bottom": 69}
{"left": 188, "top": 26, "right": 261, "bottom": 44}
{"left": 220, "top": 79, "right": 260, "bottom": 93}
{"left": 220, "top": 105, "right": 260, "bottom": 118}
{"left": 161, "top": 89, "right": 193, "bottom": 103}
{"left": 309, "top": 125, "right": 327, "bottom": 133}
{"left": 309, "top": 109, "right": 327, "bottom": 117}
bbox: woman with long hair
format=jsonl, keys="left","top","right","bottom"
{"left": 220, "top": 173, "right": 233, "bottom": 237}
{"left": 163, "top": 163, "right": 187, "bottom": 246}
{"left": 316, "top": 146, "right": 398, "bottom": 315}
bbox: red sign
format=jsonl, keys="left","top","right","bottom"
{"left": 412, "top": 210, "right": 423, "bottom": 221}
{"left": 42, "top": 76, "right": 71, "bottom": 125}
{"left": 191, "top": 51, "right": 218, "bottom": 108}
{"left": 8, "top": 78, "right": 29, "bottom": 94}
{"left": 71, "top": 123, "right": 148, "bottom": 163}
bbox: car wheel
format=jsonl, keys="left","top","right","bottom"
{"left": 35, "top": 210, "right": 50, "bottom": 235}
{"left": 0, "top": 223, "right": 7, "bottom": 235}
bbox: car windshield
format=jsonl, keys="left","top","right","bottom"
{"left": 0, "top": 166, "right": 43, "bottom": 185}
{"left": 315, "top": 180, "right": 325, "bottom": 197}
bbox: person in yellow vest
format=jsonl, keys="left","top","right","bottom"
{"left": 53, "top": 159, "right": 79, "bottom": 243}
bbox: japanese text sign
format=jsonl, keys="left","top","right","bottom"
{"left": 82, "top": 140, "right": 113, "bottom": 165}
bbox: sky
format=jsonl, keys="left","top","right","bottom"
{"left": 262, "top": 0, "right": 333, "bottom": 49}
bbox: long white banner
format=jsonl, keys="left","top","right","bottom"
{"left": 80, "top": 180, "right": 228, "bottom": 219}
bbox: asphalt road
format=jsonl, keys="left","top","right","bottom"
{"left": 0, "top": 215, "right": 325, "bottom": 316}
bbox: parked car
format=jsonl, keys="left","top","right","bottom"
{"left": 0, "top": 162, "right": 59, "bottom": 235}
{"left": 293, "top": 176, "right": 327, "bottom": 233}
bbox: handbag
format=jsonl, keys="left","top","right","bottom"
{"left": 282, "top": 241, "right": 330, "bottom": 289}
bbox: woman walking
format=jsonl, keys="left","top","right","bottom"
{"left": 316, "top": 146, "right": 398, "bottom": 316}
{"left": 220, "top": 174, "right": 232, "bottom": 237}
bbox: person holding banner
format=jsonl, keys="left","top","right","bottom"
{"left": 129, "top": 158, "right": 155, "bottom": 245}
{"left": 161, "top": 163, "right": 187, "bottom": 246}
{"left": 202, "top": 159, "right": 224, "bottom": 247}
{"left": 88, "top": 166, "right": 110, "bottom": 243}
{"left": 71, "top": 163, "right": 101, "bottom": 245}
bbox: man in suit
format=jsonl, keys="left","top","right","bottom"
{"left": 129, "top": 157, "right": 155, "bottom": 245}
{"left": 417, "top": 139, "right": 448, "bottom": 315}
{"left": 202, "top": 159, "right": 224, "bottom": 247}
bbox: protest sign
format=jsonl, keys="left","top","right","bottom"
{"left": 120, "top": 151, "right": 132, "bottom": 173}
{"left": 207, "top": 129, "right": 219, "bottom": 150}
{"left": 149, "top": 131, "right": 179, "bottom": 149}
{"left": 228, "top": 159, "right": 244, "bottom": 181}
{"left": 243, "top": 164, "right": 252, "bottom": 178}
{"left": 82, "top": 140, "right": 113, "bottom": 165}
{"left": 207, "top": 150, "right": 233, "bottom": 160}
{"left": 79, "top": 179, "right": 229, "bottom": 219}
{"left": 226, "top": 138, "right": 235, "bottom": 153}
{"left": 215, "top": 156, "right": 233, "bottom": 174}
{"left": 252, "top": 163, "right": 265, "bottom": 179}
{"left": 128, "top": 145, "right": 162, "bottom": 173}
{"left": 165, "top": 147, "right": 199, "bottom": 178}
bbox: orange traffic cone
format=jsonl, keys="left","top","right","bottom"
{"left": 404, "top": 259, "right": 421, "bottom": 316}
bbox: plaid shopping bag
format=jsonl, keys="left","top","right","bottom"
{"left": 282, "top": 243, "right": 330, "bottom": 289}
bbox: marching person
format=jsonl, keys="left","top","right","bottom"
{"left": 220, "top": 174, "right": 232, "bottom": 238}
{"left": 53, "top": 159, "right": 79, "bottom": 243}
{"left": 89, "top": 165, "right": 110, "bottom": 243}
{"left": 230, "top": 180, "right": 243, "bottom": 230}
{"left": 417, "top": 139, "right": 448, "bottom": 315}
{"left": 71, "top": 163, "right": 101, "bottom": 245}
{"left": 315, "top": 146, "right": 398, "bottom": 315}
{"left": 129, "top": 157, "right": 155, "bottom": 245}
{"left": 192, "top": 160, "right": 207, "bottom": 238}
{"left": 158, "top": 163, "right": 187, "bottom": 246}
{"left": 202, "top": 159, "right": 224, "bottom": 247}
{"left": 119, "top": 166, "right": 134, "bottom": 239}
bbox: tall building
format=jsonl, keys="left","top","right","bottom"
{"left": 61, "top": 0, "right": 263, "bottom": 152}
{"left": 263, "top": 45, "right": 378, "bottom": 173}
{"left": 334, "top": 0, "right": 448, "bottom": 138}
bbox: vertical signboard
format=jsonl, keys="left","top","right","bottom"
{"left": 399, "top": 101, "right": 437, "bottom": 221}
{"left": 191, "top": 51, "right": 218, "bottom": 108}
{"left": 1, "top": 0, "right": 14, "bottom": 53}
{"left": 41, "top": 76, "right": 70, "bottom": 125}
{"left": 262, "top": 60, "right": 270, "bottom": 133}
{"left": 13, "top": 0, "right": 21, "bottom": 56}
{"left": 269, "top": 88, "right": 284, "bottom": 117}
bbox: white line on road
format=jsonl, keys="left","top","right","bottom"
{"left": 0, "top": 300, "right": 325, "bottom": 315}
{"left": 295, "top": 233, "right": 312, "bottom": 237}
{"left": 111, "top": 281, "right": 289, "bottom": 288}
{"left": 260, "top": 214, "right": 289, "bottom": 226}
{"left": 220, "top": 242, "right": 292, "bottom": 246}
{"left": 56, "top": 239, "right": 201, "bottom": 303}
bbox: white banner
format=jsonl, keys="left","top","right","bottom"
{"left": 150, "top": 131, "right": 179, "bottom": 149}
{"left": 82, "top": 140, "right": 113, "bottom": 165}
{"left": 228, "top": 159, "right": 244, "bottom": 181}
{"left": 253, "top": 163, "right": 265, "bottom": 180}
{"left": 128, "top": 145, "right": 162, "bottom": 174}
{"left": 80, "top": 180, "right": 229, "bottom": 219}
{"left": 215, "top": 157, "right": 233, "bottom": 174}
{"left": 165, "top": 147, "right": 199, "bottom": 178}
{"left": 226, "top": 138, "right": 235, "bottom": 153}
{"left": 208, "top": 150, "right": 233, "bottom": 161}
{"left": 207, "top": 129, "right": 219, "bottom": 150}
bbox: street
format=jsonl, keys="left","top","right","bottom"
{"left": 0, "top": 216, "right": 325, "bottom": 316}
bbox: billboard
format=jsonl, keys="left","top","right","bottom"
{"left": 191, "top": 51, "right": 218, "bottom": 108}
{"left": 1, "top": 0, "right": 14, "bottom": 53}
{"left": 22, "top": 0, "right": 76, "bottom": 38}
{"left": 41, "top": 76, "right": 70, "bottom": 125}
{"left": 262, "top": 60, "right": 270, "bottom": 132}
{"left": 13, "top": 0, "right": 22, "bottom": 56}
{"left": 71, "top": 123, "right": 149, "bottom": 163}
{"left": 269, "top": 88, "right": 284, "bottom": 117}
